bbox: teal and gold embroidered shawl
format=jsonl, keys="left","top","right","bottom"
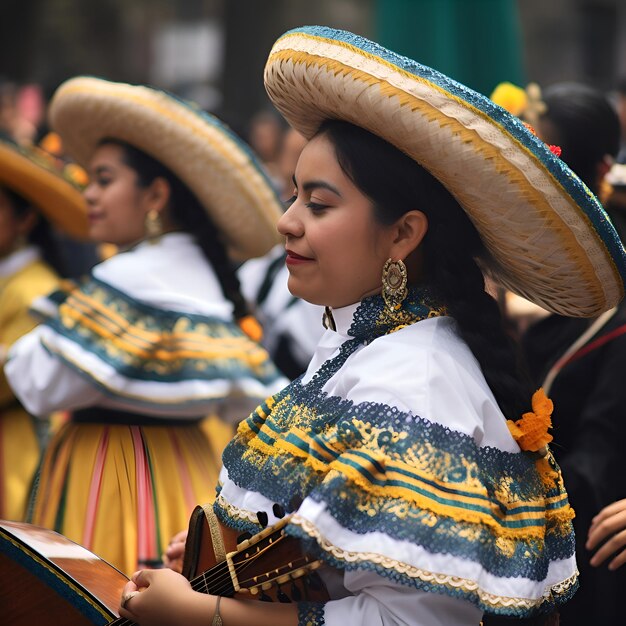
{"left": 218, "top": 288, "right": 577, "bottom": 617}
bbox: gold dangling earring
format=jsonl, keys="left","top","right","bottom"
{"left": 145, "top": 209, "right": 163, "bottom": 243}
{"left": 382, "top": 258, "right": 408, "bottom": 311}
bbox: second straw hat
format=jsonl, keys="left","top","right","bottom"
{"left": 48, "top": 77, "right": 284, "bottom": 260}
{"left": 0, "top": 140, "right": 87, "bottom": 239}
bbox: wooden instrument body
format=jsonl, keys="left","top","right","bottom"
{"left": 0, "top": 520, "right": 127, "bottom": 625}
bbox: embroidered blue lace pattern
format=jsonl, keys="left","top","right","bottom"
{"left": 298, "top": 602, "right": 325, "bottom": 626}
{"left": 36, "top": 275, "right": 282, "bottom": 390}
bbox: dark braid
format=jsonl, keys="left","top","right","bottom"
{"left": 168, "top": 192, "right": 249, "bottom": 320}
{"left": 102, "top": 139, "right": 249, "bottom": 320}
{"left": 317, "top": 120, "right": 532, "bottom": 420}
{"left": 2, "top": 186, "right": 67, "bottom": 277}
{"left": 423, "top": 193, "right": 533, "bottom": 419}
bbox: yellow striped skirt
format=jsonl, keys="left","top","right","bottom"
{"left": 29, "top": 413, "right": 233, "bottom": 575}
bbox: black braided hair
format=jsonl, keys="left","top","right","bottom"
{"left": 1, "top": 185, "right": 67, "bottom": 277}
{"left": 316, "top": 120, "right": 532, "bottom": 420}
{"left": 101, "top": 139, "right": 249, "bottom": 320}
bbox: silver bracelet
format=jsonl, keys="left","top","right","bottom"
{"left": 211, "top": 596, "right": 223, "bottom": 626}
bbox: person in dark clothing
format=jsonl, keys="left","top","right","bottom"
{"left": 522, "top": 82, "right": 626, "bottom": 625}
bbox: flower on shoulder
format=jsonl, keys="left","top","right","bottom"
{"left": 238, "top": 315, "right": 263, "bottom": 343}
{"left": 507, "top": 388, "right": 554, "bottom": 454}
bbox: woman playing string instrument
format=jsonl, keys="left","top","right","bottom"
{"left": 116, "top": 27, "right": 626, "bottom": 625}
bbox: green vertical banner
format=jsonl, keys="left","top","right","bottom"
{"left": 374, "top": 0, "right": 525, "bottom": 96}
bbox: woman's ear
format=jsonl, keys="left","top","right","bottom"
{"left": 144, "top": 177, "right": 171, "bottom": 215}
{"left": 390, "top": 210, "right": 428, "bottom": 260}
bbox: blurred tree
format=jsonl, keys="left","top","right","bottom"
{"left": 35, "top": 0, "right": 127, "bottom": 91}
{"left": 0, "top": 0, "right": 173, "bottom": 96}
{"left": 220, "top": 0, "right": 373, "bottom": 137}
{"left": 0, "top": 0, "right": 45, "bottom": 80}
{"left": 374, "top": 0, "right": 525, "bottom": 95}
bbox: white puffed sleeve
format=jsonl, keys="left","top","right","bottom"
{"left": 5, "top": 326, "right": 105, "bottom": 417}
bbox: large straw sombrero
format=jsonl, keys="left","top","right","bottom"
{"left": 0, "top": 141, "right": 88, "bottom": 239}
{"left": 48, "top": 77, "right": 284, "bottom": 260}
{"left": 264, "top": 26, "right": 626, "bottom": 317}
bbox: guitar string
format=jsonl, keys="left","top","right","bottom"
{"left": 112, "top": 537, "right": 280, "bottom": 623}
{"left": 208, "top": 554, "right": 312, "bottom": 597}
{"left": 195, "top": 533, "right": 288, "bottom": 593}
{"left": 230, "top": 545, "right": 313, "bottom": 589}
{"left": 104, "top": 569, "right": 227, "bottom": 626}
{"left": 194, "top": 534, "right": 316, "bottom": 597}
{"left": 199, "top": 535, "right": 289, "bottom": 596}
{"left": 107, "top": 567, "right": 312, "bottom": 626}
{"left": 108, "top": 558, "right": 312, "bottom": 626}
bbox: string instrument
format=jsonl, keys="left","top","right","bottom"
{"left": 182, "top": 504, "right": 328, "bottom": 603}
{"left": 0, "top": 507, "right": 327, "bottom": 625}
{"left": 0, "top": 520, "right": 126, "bottom": 625}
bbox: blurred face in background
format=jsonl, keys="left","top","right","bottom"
{"left": 277, "top": 128, "right": 307, "bottom": 200}
{"left": 83, "top": 143, "right": 155, "bottom": 247}
{"left": 248, "top": 111, "right": 284, "bottom": 163}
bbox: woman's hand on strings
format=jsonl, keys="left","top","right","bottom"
{"left": 118, "top": 567, "right": 299, "bottom": 626}
{"left": 587, "top": 498, "right": 626, "bottom": 570}
{"left": 118, "top": 568, "right": 208, "bottom": 625}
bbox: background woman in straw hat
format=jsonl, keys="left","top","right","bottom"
{"left": 116, "top": 27, "right": 626, "bottom": 626}
{"left": 4, "top": 77, "right": 287, "bottom": 575}
{"left": 0, "top": 139, "right": 86, "bottom": 522}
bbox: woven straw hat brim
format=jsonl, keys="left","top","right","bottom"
{"left": 0, "top": 142, "right": 88, "bottom": 239}
{"left": 264, "top": 26, "right": 626, "bottom": 317}
{"left": 49, "top": 77, "right": 283, "bottom": 261}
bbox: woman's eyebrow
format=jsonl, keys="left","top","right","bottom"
{"left": 93, "top": 165, "right": 114, "bottom": 176}
{"left": 292, "top": 174, "right": 342, "bottom": 197}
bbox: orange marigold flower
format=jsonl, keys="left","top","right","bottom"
{"left": 64, "top": 162, "right": 89, "bottom": 187}
{"left": 238, "top": 315, "right": 263, "bottom": 343}
{"left": 39, "top": 131, "right": 63, "bottom": 156}
{"left": 507, "top": 388, "right": 554, "bottom": 453}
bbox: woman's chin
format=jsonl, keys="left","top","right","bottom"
{"left": 287, "top": 282, "right": 322, "bottom": 306}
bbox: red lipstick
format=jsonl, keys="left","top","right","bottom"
{"left": 285, "top": 248, "right": 314, "bottom": 265}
